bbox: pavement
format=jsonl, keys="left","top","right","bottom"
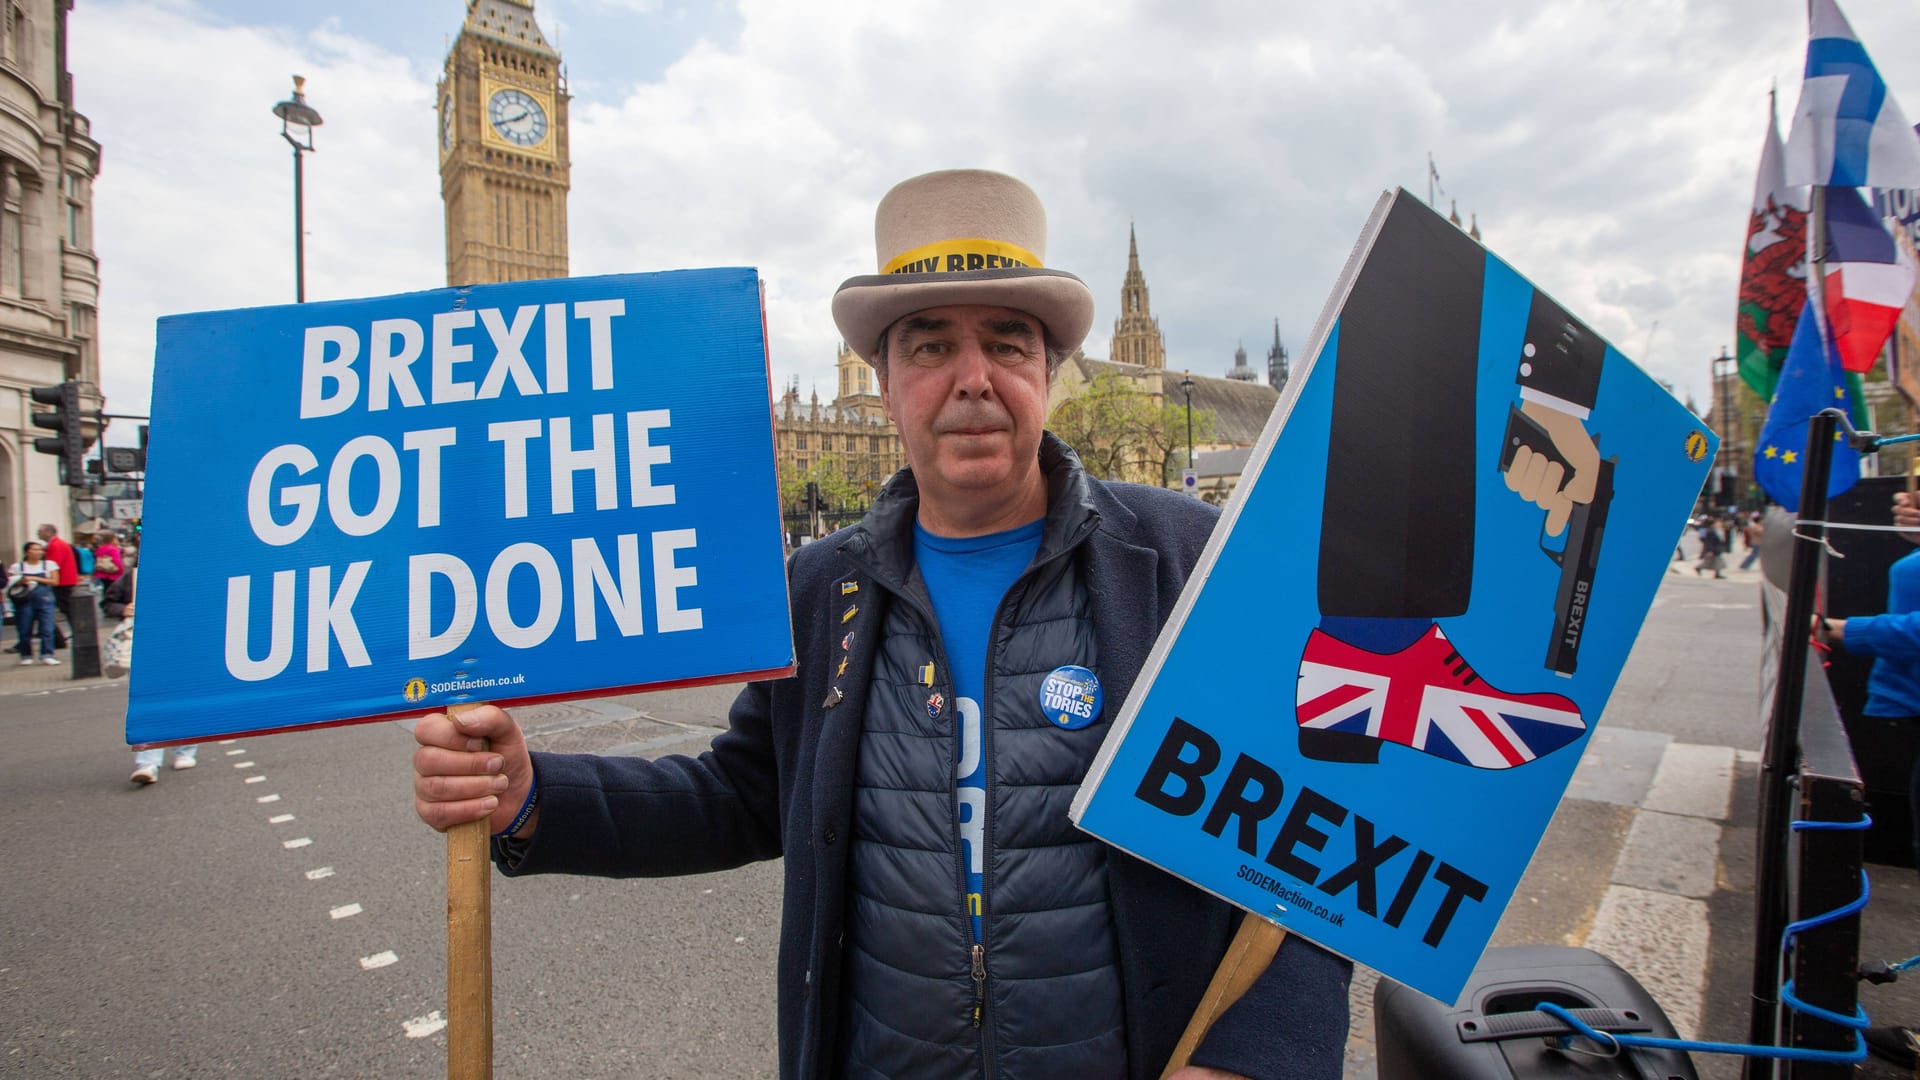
{"left": 0, "top": 657, "right": 106, "bottom": 691}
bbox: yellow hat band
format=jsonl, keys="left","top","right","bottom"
{"left": 881, "top": 237, "right": 1044, "bottom": 276}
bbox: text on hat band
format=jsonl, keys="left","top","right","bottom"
{"left": 882, "top": 237, "right": 1044, "bottom": 276}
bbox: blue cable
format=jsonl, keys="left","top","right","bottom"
{"left": 1535, "top": 1002, "right": 1864, "bottom": 1064}
{"left": 1791, "top": 814, "right": 1873, "bottom": 831}
{"left": 1529, "top": 815, "right": 1874, "bottom": 1065}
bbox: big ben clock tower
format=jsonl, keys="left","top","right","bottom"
{"left": 439, "top": 0, "right": 569, "bottom": 286}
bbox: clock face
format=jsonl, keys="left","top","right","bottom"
{"left": 440, "top": 95, "right": 455, "bottom": 152}
{"left": 487, "top": 88, "right": 548, "bottom": 147}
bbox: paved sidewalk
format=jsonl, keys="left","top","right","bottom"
{"left": 0, "top": 652, "right": 112, "bottom": 693}
{"left": 1342, "top": 732, "right": 1744, "bottom": 1076}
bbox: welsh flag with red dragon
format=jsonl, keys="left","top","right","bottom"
{"left": 1737, "top": 96, "right": 1808, "bottom": 403}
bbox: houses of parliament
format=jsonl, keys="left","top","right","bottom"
{"left": 439, "top": 0, "right": 1288, "bottom": 516}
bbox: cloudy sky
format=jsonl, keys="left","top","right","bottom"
{"left": 67, "top": 0, "right": 1920, "bottom": 439}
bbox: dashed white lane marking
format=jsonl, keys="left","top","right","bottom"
{"left": 256, "top": 794, "right": 280, "bottom": 804}
{"left": 330, "top": 903, "right": 363, "bottom": 920}
{"left": 283, "top": 837, "right": 312, "bottom": 850}
{"left": 305, "top": 867, "right": 335, "bottom": 881}
{"left": 218, "top": 739, "right": 238, "bottom": 745}
{"left": 245, "top": 776, "right": 266, "bottom": 784}
{"left": 225, "top": 749, "right": 245, "bottom": 756}
{"left": 269, "top": 814, "right": 295, "bottom": 824}
{"left": 360, "top": 951, "right": 398, "bottom": 970}
{"left": 233, "top": 761, "right": 255, "bottom": 769}
{"left": 403, "top": 1011, "right": 447, "bottom": 1039}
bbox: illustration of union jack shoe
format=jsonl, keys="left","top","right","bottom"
{"left": 1295, "top": 624, "right": 1587, "bottom": 769}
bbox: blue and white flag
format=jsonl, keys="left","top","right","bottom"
{"left": 1753, "top": 298, "right": 1861, "bottom": 511}
{"left": 1783, "top": 0, "right": 1920, "bottom": 190}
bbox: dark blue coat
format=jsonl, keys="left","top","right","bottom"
{"left": 501, "top": 437, "right": 1352, "bottom": 1078}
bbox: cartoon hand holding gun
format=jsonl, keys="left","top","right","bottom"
{"left": 1497, "top": 292, "right": 1615, "bottom": 676}
{"left": 1503, "top": 402, "right": 1600, "bottom": 537}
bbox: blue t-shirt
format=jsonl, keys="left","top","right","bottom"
{"left": 914, "top": 518, "right": 1044, "bottom": 942}
{"left": 1846, "top": 547, "right": 1920, "bottom": 717}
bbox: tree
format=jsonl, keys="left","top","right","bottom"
{"left": 778, "top": 454, "right": 867, "bottom": 523}
{"left": 1049, "top": 372, "right": 1214, "bottom": 485}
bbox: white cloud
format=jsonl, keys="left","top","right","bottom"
{"left": 69, "top": 0, "right": 1920, "bottom": 421}
{"left": 75, "top": 3, "right": 440, "bottom": 422}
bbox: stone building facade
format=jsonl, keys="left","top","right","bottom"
{"left": 1109, "top": 225, "right": 1165, "bottom": 369}
{"left": 0, "top": 0, "right": 100, "bottom": 559}
{"left": 773, "top": 343, "right": 904, "bottom": 529}
{"left": 1048, "top": 228, "right": 1280, "bottom": 491}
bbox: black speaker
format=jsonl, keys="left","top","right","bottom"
{"left": 1374, "top": 946, "right": 1696, "bottom": 1079}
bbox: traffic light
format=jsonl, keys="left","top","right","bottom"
{"left": 29, "top": 381, "right": 85, "bottom": 485}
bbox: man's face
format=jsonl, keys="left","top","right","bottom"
{"left": 879, "top": 305, "right": 1051, "bottom": 531}
{"left": 36, "top": 525, "right": 53, "bottom": 542}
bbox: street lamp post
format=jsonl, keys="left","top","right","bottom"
{"left": 1712, "top": 346, "right": 1735, "bottom": 507}
{"left": 1179, "top": 373, "right": 1196, "bottom": 494}
{"left": 272, "top": 75, "right": 324, "bottom": 303}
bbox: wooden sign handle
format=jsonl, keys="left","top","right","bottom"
{"left": 1160, "top": 916, "right": 1288, "bottom": 1077}
{"left": 446, "top": 702, "right": 493, "bottom": 1080}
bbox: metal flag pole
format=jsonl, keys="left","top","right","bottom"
{"left": 1743, "top": 407, "right": 1837, "bottom": 1076}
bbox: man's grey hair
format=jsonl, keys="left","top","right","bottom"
{"left": 869, "top": 325, "right": 1071, "bottom": 383}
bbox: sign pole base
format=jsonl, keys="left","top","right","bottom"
{"left": 446, "top": 703, "right": 493, "bottom": 1080}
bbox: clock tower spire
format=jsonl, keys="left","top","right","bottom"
{"left": 439, "top": 0, "right": 570, "bottom": 286}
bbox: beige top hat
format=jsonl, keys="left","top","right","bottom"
{"left": 832, "top": 169, "right": 1095, "bottom": 363}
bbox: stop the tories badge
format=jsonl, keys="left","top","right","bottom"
{"left": 1040, "top": 665, "right": 1102, "bottom": 730}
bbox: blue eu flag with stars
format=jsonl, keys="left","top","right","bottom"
{"left": 1754, "top": 298, "right": 1860, "bottom": 511}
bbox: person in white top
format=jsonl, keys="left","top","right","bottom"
{"left": 8, "top": 541, "right": 59, "bottom": 663}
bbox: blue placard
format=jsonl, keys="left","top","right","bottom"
{"left": 1070, "top": 191, "right": 1715, "bottom": 1004}
{"left": 128, "top": 269, "right": 794, "bottom": 747}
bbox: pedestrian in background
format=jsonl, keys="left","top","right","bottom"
{"left": 100, "top": 551, "right": 135, "bottom": 620}
{"left": 36, "top": 523, "right": 76, "bottom": 648}
{"left": 118, "top": 561, "right": 192, "bottom": 783}
{"left": 8, "top": 540, "right": 59, "bottom": 664}
{"left": 1695, "top": 518, "right": 1726, "bottom": 578}
{"left": 1739, "top": 512, "right": 1763, "bottom": 571}
{"left": 93, "top": 531, "right": 124, "bottom": 594}
{"left": 70, "top": 533, "right": 94, "bottom": 590}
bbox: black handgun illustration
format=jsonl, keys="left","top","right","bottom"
{"left": 1499, "top": 405, "right": 1616, "bottom": 676}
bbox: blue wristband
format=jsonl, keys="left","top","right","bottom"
{"left": 493, "top": 774, "right": 538, "bottom": 839}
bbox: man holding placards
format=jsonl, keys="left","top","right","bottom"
{"left": 413, "top": 169, "right": 1351, "bottom": 1079}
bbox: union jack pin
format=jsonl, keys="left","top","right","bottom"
{"left": 926, "top": 692, "right": 944, "bottom": 720}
